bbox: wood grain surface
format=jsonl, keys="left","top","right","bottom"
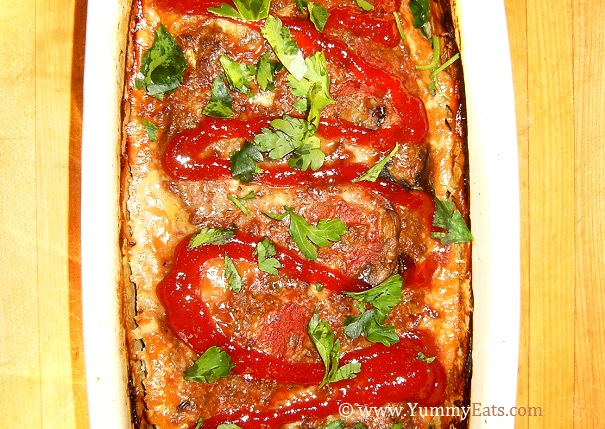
{"left": 0, "top": 0, "right": 602, "bottom": 428}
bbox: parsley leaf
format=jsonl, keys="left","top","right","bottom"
{"left": 227, "top": 191, "right": 256, "bottom": 215}
{"left": 356, "top": 0, "right": 374, "bottom": 11}
{"left": 203, "top": 76, "right": 233, "bottom": 118}
{"left": 409, "top": 0, "right": 430, "bottom": 35}
{"left": 353, "top": 424, "right": 368, "bottom": 429}
{"left": 391, "top": 424, "right": 404, "bottom": 429}
{"left": 183, "top": 346, "right": 235, "bottom": 383}
{"left": 220, "top": 56, "right": 256, "bottom": 95}
{"left": 343, "top": 308, "right": 399, "bottom": 346}
{"left": 209, "top": 0, "right": 271, "bottom": 21}
{"left": 139, "top": 118, "right": 158, "bottom": 142}
{"left": 262, "top": 15, "right": 307, "bottom": 81}
{"left": 343, "top": 274, "right": 403, "bottom": 313}
{"left": 256, "top": 52, "right": 283, "bottom": 91}
{"left": 254, "top": 115, "right": 325, "bottom": 171}
{"left": 352, "top": 144, "right": 399, "bottom": 183}
{"left": 393, "top": 12, "right": 406, "bottom": 41}
{"left": 189, "top": 227, "right": 236, "bottom": 248}
{"left": 322, "top": 421, "right": 345, "bottom": 429}
{"left": 135, "top": 24, "right": 186, "bottom": 100}
{"left": 287, "top": 51, "right": 334, "bottom": 129}
{"left": 230, "top": 141, "right": 263, "bottom": 183}
{"left": 308, "top": 312, "right": 361, "bottom": 389}
{"left": 224, "top": 254, "right": 244, "bottom": 292}
{"left": 194, "top": 418, "right": 204, "bottom": 429}
{"left": 417, "top": 351, "right": 436, "bottom": 363}
{"left": 255, "top": 237, "right": 282, "bottom": 274}
{"left": 431, "top": 196, "right": 473, "bottom": 244}
{"left": 273, "top": 206, "right": 347, "bottom": 260}
{"left": 308, "top": 3, "right": 331, "bottom": 31}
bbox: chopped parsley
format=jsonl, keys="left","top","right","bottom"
{"left": 183, "top": 346, "right": 235, "bottom": 383}
{"left": 194, "top": 418, "right": 204, "bottom": 429}
{"left": 343, "top": 274, "right": 403, "bottom": 313}
{"left": 227, "top": 191, "right": 256, "bottom": 216}
{"left": 352, "top": 144, "right": 399, "bottom": 183}
{"left": 135, "top": 24, "right": 186, "bottom": 100}
{"left": 209, "top": 0, "right": 271, "bottom": 21}
{"left": 343, "top": 274, "right": 403, "bottom": 346}
{"left": 356, "top": 0, "right": 374, "bottom": 11}
{"left": 229, "top": 141, "right": 263, "bottom": 183}
{"left": 417, "top": 351, "right": 436, "bottom": 363}
{"left": 217, "top": 425, "right": 243, "bottom": 429}
{"left": 308, "top": 312, "right": 361, "bottom": 389}
{"left": 261, "top": 15, "right": 307, "bottom": 80}
{"left": 256, "top": 52, "right": 283, "bottom": 91}
{"left": 219, "top": 55, "right": 256, "bottom": 95}
{"left": 322, "top": 421, "right": 345, "bottom": 429}
{"left": 431, "top": 196, "right": 473, "bottom": 244}
{"left": 203, "top": 76, "right": 233, "bottom": 118}
{"left": 254, "top": 115, "right": 325, "bottom": 171}
{"left": 255, "top": 237, "right": 282, "bottom": 274}
{"left": 189, "top": 227, "right": 236, "bottom": 248}
{"left": 139, "top": 118, "right": 158, "bottom": 142}
{"left": 415, "top": 36, "right": 460, "bottom": 95}
{"left": 287, "top": 51, "right": 334, "bottom": 129}
{"left": 296, "top": 0, "right": 330, "bottom": 31}
{"left": 409, "top": 0, "right": 431, "bottom": 37}
{"left": 269, "top": 206, "right": 347, "bottom": 260}
{"left": 224, "top": 254, "right": 244, "bottom": 292}
{"left": 393, "top": 12, "right": 406, "bottom": 41}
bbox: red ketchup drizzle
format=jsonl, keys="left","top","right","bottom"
{"left": 158, "top": 233, "right": 446, "bottom": 428}
{"left": 324, "top": 7, "right": 399, "bottom": 48}
{"left": 157, "top": 233, "right": 367, "bottom": 385}
{"left": 203, "top": 337, "right": 446, "bottom": 429}
{"left": 150, "top": 2, "right": 446, "bottom": 426}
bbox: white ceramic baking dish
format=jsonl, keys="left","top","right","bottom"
{"left": 81, "top": 1, "right": 520, "bottom": 427}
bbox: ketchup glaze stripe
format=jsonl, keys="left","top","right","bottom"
{"left": 157, "top": 233, "right": 447, "bottom": 427}
{"left": 148, "top": 1, "right": 446, "bottom": 426}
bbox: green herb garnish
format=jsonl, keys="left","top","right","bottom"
{"left": 343, "top": 274, "right": 403, "bottom": 313}
{"left": 135, "top": 24, "right": 186, "bottom": 100}
{"left": 203, "top": 76, "right": 233, "bottom": 118}
{"left": 256, "top": 52, "right": 283, "bottom": 91}
{"left": 409, "top": 0, "right": 430, "bottom": 36}
{"left": 417, "top": 351, "right": 436, "bottom": 363}
{"left": 209, "top": 0, "right": 271, "bottom": 21}
{"left": 261, "top": 16, "right": 307, "bottom": 80}
{"left": 269, "top": 206, "right": 347, "bottom": 260}
{"left": 255, "top": 237, "right": 282, "bottom": 274}
{"left": 356, "top": 0, "right": 374, "bottom": 11}
{"left": 227, "top": 191, "right": 256, "bottom": 215}
{"left": 352, "top": 144, "right": 399, "bottom": 183}
{"left": 139, "top": 118, "right": 159, "bottom": 142}
{"left": 220, "top": 56, "right": 256, "bottom": 95}
{"left": 189, "top": 227, "right": 236, "bottom": 248}
{"left": 230, "top": 141, "right": 263, "bottom": 183}
{"left": 431, "top": 196, "right": 473, "bottom": 244}
{"left": 322, "top": 421, "right": 345, "bottom": 429}
{"left": 393, "top": 12, "right": 406, "bottom": 41}
{"left": 183, "top": 346, "right": 235, "bottom": 383}
{"left": 308, "top": 312, "right": 361, "bottom": 389}
{"left": 287, "top": 51, "right": 334, "bottom": 129}
{"left": 224, "top": 254, "right": 244, "bottom": 292}
{"left": 254, "top": 115, "right": 325, "bottom": 171}
{"left": 344, "top": 308, "right": 399, "bottom": 346}
{"left": 343, "top": 274, "right": 403, "bottom": 346}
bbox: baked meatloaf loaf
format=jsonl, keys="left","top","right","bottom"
{"left": 121, "top": 0, "right": 472, "bottom": 427}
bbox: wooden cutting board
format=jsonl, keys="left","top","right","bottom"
{"left": 0, "top": 0, "right": 602, "bottom": 428}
